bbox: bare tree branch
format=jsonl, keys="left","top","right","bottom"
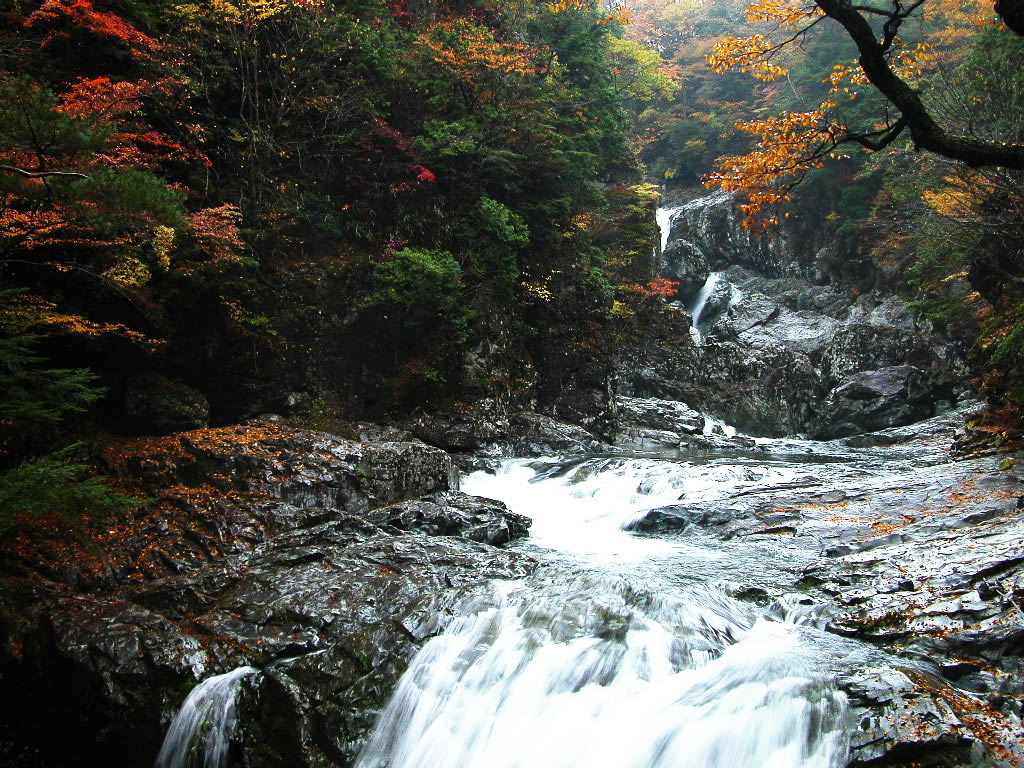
{"left": 0, "top": 165, "right": 89, "bottom": 180}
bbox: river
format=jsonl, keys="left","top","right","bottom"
{"left": 351, "top": 439, "right": 908, "bottom": 768}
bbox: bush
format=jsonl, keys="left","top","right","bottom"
{"left": 0, "top": 445, "right": 140, "bottom": 539}
{"left": 360, "top": 247, "right": 466, "bottom": 331}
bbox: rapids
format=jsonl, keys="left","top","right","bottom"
{"left": 352, "top": 441, "right": 893, "bottom": 768}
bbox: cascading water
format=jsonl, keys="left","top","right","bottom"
{"left": 357, "top": 450, "right": 859, "bottom": 768}
{"left": 656, "top": 206, "right": 679, "bottom": 254}
{"left": 154, "top": 666, "right": 257, "bottom": 768}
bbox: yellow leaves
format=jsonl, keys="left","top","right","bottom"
{"left": 153, "top": 225, "right": 175, "bottom": 271}
{"left": 744, "top": 0, "right": 822, "bottom": 28}
{"left": 178, "top": 0, "right": 320, "bottom": 27}
{"left": 209, "top": 0, "right": 241, "bottom": 22}
{"left": 103, "top": 253, "right": 152, "bottom": 288}
{"left": 547, "top": 0, "right": 630, "bottom": 25}
{"left": 704, "top": 108, "right": 837, "bottom": 227}
{"left": 892, "top": 41, "right": 935, "bottom": 79}
{"left": 825, "top": 61, "right": 867, "bottom": 94}
{"left": 707, "top": 35, "right": 786, "bottom": 81}
{"left": 921, "top": 173, "right": 990, "bottom": 218}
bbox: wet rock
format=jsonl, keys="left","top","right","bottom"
{"left": 366, "top": 491, "right": 531, "bottom": 545}
{"left": 842, "top": 667, "right": 985, "bottom": 767}
{"left": 627, "top": 504, "right": 737, "bottom": 532}
{"left": 358, "top": 423, "right": 415, "bottom": 443}
{"left": 191, "top": 531, "right": 535, "bottom": 659}
{"left": 734, "top": 307, "right": 839, "bottom": 360}
{"left": 507, "top": 412, "right": 607, "bottom": 456}
{"left": 709, "top": 293, "right": 779, "bottom": 335}
{"left": 410, "top": 400, "right": 511, "bottom": 452}
{"left": 124, "top": 372, "right": 209, "bottom": 435}
{"left": 616, "top": 396, "right": 704, "bottom": 435}
{"left": 660, "top": 238, "right": 710, "bottom": 300}
{"left": 0, "top": 420, "right": 536, "bottom": 768}
{"left": 814, "top": 366, "right": 934, "bottom": 439}
{"left": 234, "top": 586, "right": 500, "bottom": 768}
{"left": 627, "top": 192, "right": 970, "bottom": 439}
{"left": 677, "top": 432, "right": 759, "bottom": 452}
{"left": 694, "top": 276, "right": 734, "bottom": 327}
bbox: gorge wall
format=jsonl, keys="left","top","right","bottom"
{"left": 617, "top": 191, "right": 971, "bottom": 438}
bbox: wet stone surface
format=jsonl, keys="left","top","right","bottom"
{"left": 0, "top": 421, "right": 534, "bottom": 767}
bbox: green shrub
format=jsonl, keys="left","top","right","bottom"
{"left": 0, "top": 445, "right": 140, "bottom": 539}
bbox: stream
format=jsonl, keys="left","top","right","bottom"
{"left": 351, "top": 440, "right": 907, "bottom": 768}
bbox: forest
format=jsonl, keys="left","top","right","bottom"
{"left": 1, "top": 1, "right": 1024, "bottom": 767}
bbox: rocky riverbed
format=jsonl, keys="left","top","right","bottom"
{"left": 0, "top": 400, "right": 1020, "bottom": 768}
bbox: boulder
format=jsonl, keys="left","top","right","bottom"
{"left": 660, "top": 238, "right": 710, "bottom": 300}
{"left": 366, "top": 491, "right": 531, "bottom": 545}
{"left": 508, "top": 412, "right": 607, "bottom": 456}
{"left": 814, "top": 366, "right": 934, "bottom": 439}
{"left": 410, "top": 400, "right": 511, "bottom": 452}
{"left": 616, "top": 396, "right": 704, "bottom": 435}
{"left": 124, "top": 372, "right": 209, "bottom": 435}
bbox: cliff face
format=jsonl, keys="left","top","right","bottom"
{"left": 618, "top": 191, "right": 970, "bottom": 437}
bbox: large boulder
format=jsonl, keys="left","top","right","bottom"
{"left": 813, "top": 365, "right": 935, "bottom": 439}
{"left": 410, "top": 399, "right": 511, "bottom": 452}
{"left": 617, "top": 396, "right": 704, "bottom": 435}
{"left": 660, "top": 238, "right": 709, "bottom": 300}
{"left": 366, "top": 491, "right": 531, "bottom": 545}
{"left": 124, "top": 372, "right": 209, "bottom": 435}
{"left": 507, "top": 412, "right": 607, "bottom": 456}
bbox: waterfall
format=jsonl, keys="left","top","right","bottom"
{"left": 656, "top": 206, "right": 679, "bottom": 254}
{"left": 689, "top": 272, "right": 724, "bottom": 328}
{"left": 356, "top": 581, "right": 848, "bottom": 768}
{"left": 357, "top": 457, "right": 852, "bottom": 768}
{"left": 154, "top": 666, "right": 257, "bottom": 768}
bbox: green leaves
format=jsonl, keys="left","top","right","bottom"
{"left": 0, "top": 445, "right": 141, "bottom": 539}
{"left": 0, "top": 290, "right": 103, "bottom": 454}
{"left": 361, "top": 247, "right": 464, "bottom": 327}
{"left": 478, "top": 198, "right": 529, "bottom": 246}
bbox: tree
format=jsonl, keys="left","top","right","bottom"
{"left": 706, "top": 0, "right": 1024, "bottom": 224}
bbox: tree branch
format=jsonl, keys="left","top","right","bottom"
{"left": 814, "top": 0, "right": 1024, "bottom": 169}
{"left": 0, "top": 165, "right": 89, "bottom": 180}
{"left": 995, "top": 0, "right": 1024, "bottom": 36}
{"left": 843, "top": 116, "right": 910, "bottom": 150}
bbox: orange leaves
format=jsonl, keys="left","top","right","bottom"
{"left": 745, "top": 0, "right": 822, "bottom": 27}
{"left": 707, "top": 35, "right": 786, "bottom": 81}
{"left": 418, "top": 20, "right": 538, "bottom": 80}
{"left": 57, "top": 77, "right": 176, "bottom": 122}
{"left": 705, "top": 109, "right": 837, "bottom": 227}
{"left": 13, "top": 295, "right": 160, "bottom": 347}
{"left": 632, "top": 277, "right": 679, "bottom": 297}
{"left": 24, "top": 0, "right": 160, "bottom": 57}
{"left": 891, "top": 41, "right": 935, "bottom": 79}
{"left": 188, "top": 205, "right": 245, "bottom": 263}
{"left": 55, "top": 77, "right": 209, "bottom": 171}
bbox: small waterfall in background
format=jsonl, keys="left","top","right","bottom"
{"left": 688, "top": 272, "right": 722, "bottom": 328}
{"left": 688, "top": 272, "right": 744, "bottom": 337}
{"left": 155, "top": 666, "right": 258, "bottom": 768}
{"left": 656, "top": 206, "right": 679, "bottom": 254}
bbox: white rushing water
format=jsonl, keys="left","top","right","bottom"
{"left": 155, "top": 666, "right": 257, "bottom": 768}
{"left": 688, "top": 271, "right": 723, "bottom": 328}
{"left": 357, "top": 456, "right": 852, "bottom": 768}
{"left": 656, "top": 206, "right": 679, "bottom": 253}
